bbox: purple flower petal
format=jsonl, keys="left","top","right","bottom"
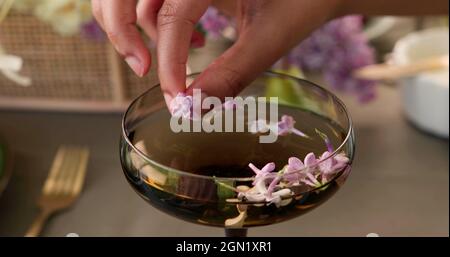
{"left": 302, "top": 172, "right": 321, "bottom": 187}
{"left": 318, "top": 151, "right": 350, "bottom": 183}
{"left": 277, "top": 115, "right": 295, "bottom": 135}
{"left": 170, "top": 93, "right": 193, "bottom": 119}
{"left": 267, "top": 176, "right": 281, "bottom": 197}
{"left": 81, "top": 19, "right": 105, "bottom": 41}
{"left": 248, "top": 163, "right": 260, "bottom": 175}
{"left": 277, "top": 115, "right": 308, "bottom": 137}
{"left": 261, "top": 162, "right": 276, "bottom": 173}
{"left": 287, "top": 157, "right": 304, "bottom": 172}
{"left": 248, "top": 162, "right": 276, "bottom": 186}
{"left": 304, "top": 153, "right": 317, "bottom": 167}
{"left": 199, "top": 7, "right": 230, "bottom": 39}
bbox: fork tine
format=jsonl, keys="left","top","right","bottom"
{"left": 52, "top": 147, "right": 77, "bottom": 196}
{"left": 42, "top": 147, "right": 68, "bottom": 196}
{"left": 27, "top": 146, "right": 90, "bottom": 237}
{"left": 60, "top": 147, "right": 83, "bottom": 195}
{"left": 70, "top": 148, "right": 89, "bottom": 196}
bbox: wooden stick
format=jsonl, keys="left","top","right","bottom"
{"left": 354, "top": 55, "right": 449, "bottom": 80}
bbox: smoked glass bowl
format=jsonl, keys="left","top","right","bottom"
{"left": 120, "top": 72, "right": 355, "bottom": 236}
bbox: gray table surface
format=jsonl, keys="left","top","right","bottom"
{"left": 0, "top": 85, "right": 448, "bottom": 237}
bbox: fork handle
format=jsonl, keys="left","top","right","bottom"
{"left": 25, "top": 209, "right": 53, "bottom": 237}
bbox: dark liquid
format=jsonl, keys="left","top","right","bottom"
{"left": 121, "top": 105, "right": 351, "bottom": 227}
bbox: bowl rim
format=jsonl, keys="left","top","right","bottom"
{"left": 121, "top": 71, "right": 354, "bottom": 182}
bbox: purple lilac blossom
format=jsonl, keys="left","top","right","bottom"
{"left": 277, "top": 115, "right": 307, "bottom": 136}
{"left": 199, "top": 7, "right": 230, "bottom": 39}
{"left": 81, "top": 19, "right": 105, "bottom": 41}
{"left": 249, "top": 115, "right": 308, "bottom": 137}
{"left": 281, "top": 15, "right": 377, "bottom": 103}
{"left": 170, "top": 93, "right": 193, "bottom": 119}
{"left": 248, "top": 162, "right": 276, "bottom": 185}
{"left": 282, "top": 157, "right": 306, "bottom": 184}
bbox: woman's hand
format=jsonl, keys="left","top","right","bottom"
{"left": 92, "top": 0, "right": 341, "bottom": 106}
{"left": 91, "top": 0, "right": 448, "bottom": 107}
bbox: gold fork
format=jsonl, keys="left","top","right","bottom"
{"left": 25, "top": 146, "right": 89, "bottom": 237}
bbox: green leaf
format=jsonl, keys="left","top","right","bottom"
{"left": 164, "top": 172, "right": 178, "bottom": 192}
{"left": 215, "top": 178, "right": 236, "bottom": 200}
{"left": 265, "top": 67, "right": 323, "bottom": 114}
{"left": 265, "top": 67, "right": 305, "bottom": 107}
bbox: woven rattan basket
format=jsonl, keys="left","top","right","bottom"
{"left": 0, "top": 12, "right": 159, "bottom": 112}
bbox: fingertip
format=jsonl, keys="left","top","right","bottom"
{"left": 125, "top": 56, "right": 143, "bottom": 76}
{"left": 124, "top": 48, "right": 151, "bottom": 77}
{"left": 140, "top": 49, "right": 152, "bottom": 76}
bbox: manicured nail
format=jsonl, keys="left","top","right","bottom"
{"left": 125, "top": 55, "right": 143, "bottom": 77}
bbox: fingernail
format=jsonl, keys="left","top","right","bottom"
{"left": 125, "top": 55, "right": 143, "bottom": 77}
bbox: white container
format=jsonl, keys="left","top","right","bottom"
{"left": 392, "top": 27, "right": 449, "bottom": 138}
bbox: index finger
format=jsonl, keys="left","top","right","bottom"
{"left": 102, "top": 0, "right": 151, "bottom": 77}
{"left": 156, "top": 0, "right": 210, "bottom": 106}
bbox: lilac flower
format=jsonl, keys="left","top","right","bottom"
{"left": 284, "top": 153, "right": 320, "bottom": 179}
{"left": 278, "top": 115, "right": 308, "bottom": 137}
{"left": 302, "top": 172, "right": 322, "bottom": 188}
{"left": 314, "top": 128, "right": 350, "bottom": 182}
{"left": 199, "top": 7, "right": 230, "bottom": 39}
{"left": 299, "top": 150, "right": 350, "bottom": 187}
{"left": 334, "top": 152, "right": 350, "bottom": 164}
{"left": 282, "top": 157, "right": 306, "bottom": 184}
{"left": 316, "top": 128, "right": 334, "bottom": 153}
{"left": 218, "top": 114, "right": 351, "bottom": 205}
{"left": 272, "top": 153, "right": 317, "bottom": 185}
{"left": 248, "top": 162, "right": 275, "bottom": 184}
{"left": 238, "top": 175, "right": 292, "bottom": 207}
{"left": 279, "top": 15, "right": 377, "bottom": 103}
{"left": 287, "top": 157, "right": 304, "bottom": 172}
{"left": 242, "top": 153, "right": 327, "bottom": 203}
{"left": 318, "top": 151, "right": 349, "bottom": 183}
{"left": 170, "top": 93, "right": 193, "bottom": 119}
{"left": 81, "top": 19, "right": 105, "bottom": 41}
{"left": 239, "top": 148, "right": 349, "bottom": 206}
{"left": 298, "top": 153, "right": 320, "bottom": 187}
{"left": 246, "top": 162, "right": 292, "bottom": 205}
{"left": 267, "top": 176, "right": 281, "bottom": 197}
{"left": 248, "top": 115, "right": 308, "bottom": 138}
{"left": 238, "top": 186, "right": 292, "bottom": 207}
{"left": 304, "top": 152, "right": 318, "bottom": 167}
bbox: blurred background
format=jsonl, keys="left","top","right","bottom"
{"left": 0, "top": 0, "right": 448, "bottom": 236}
